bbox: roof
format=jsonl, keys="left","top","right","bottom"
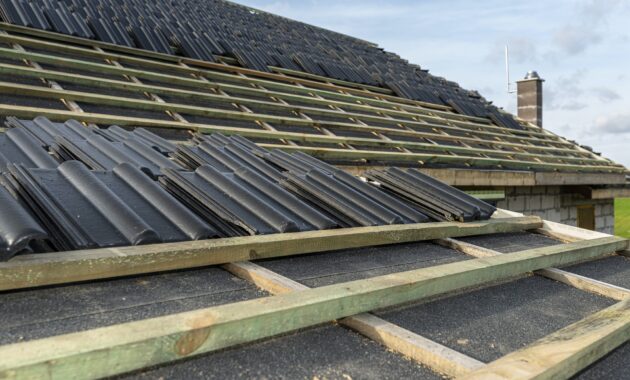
{"left": 0, "top": 3, "right": 628, "bottom": 378}
{"left": 0, "top": 211, "right": 628, "bottom": 379}
{"left": 0, "top": 0, "right": 516, "bottom": 121}
{"left": 0, "top": 3, "right": 624, "bottom": 179}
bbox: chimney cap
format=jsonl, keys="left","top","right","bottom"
{"left": 524, "top": 70, "right": 543, "bottom": 80}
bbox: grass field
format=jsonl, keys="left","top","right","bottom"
{"left": 615, "top": 198, "right": 630, "bottom": 238}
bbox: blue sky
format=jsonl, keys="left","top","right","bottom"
{"left": 235, "top": 0, "right": 630, "bottom": 167}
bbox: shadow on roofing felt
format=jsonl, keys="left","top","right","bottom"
{"left": 374, "top": 275, "right": 615, "bottom": 363}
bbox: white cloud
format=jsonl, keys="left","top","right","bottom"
{"left": 594, "top": 113, "right": 630, "bottom": 134}
{"left": 548, "top": 0, "right": 622, "bottom": 57}
{"left": 591, "top": 87, "right": 621, "bottom": 102}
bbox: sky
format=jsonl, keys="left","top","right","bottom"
{"left": 235, "top": 0, "right": 630, "bottom": 167}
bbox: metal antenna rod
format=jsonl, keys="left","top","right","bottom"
{"left": 505, "top": 44, "right": 516, "bottom": 94}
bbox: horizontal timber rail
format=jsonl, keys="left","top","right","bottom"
{"left": 0, "top": 60, "right": 597, "bottom": 157}
{"left": 1, "top": 105, "right": 622, "bottom": 172}
{"left": 269, "top": 65, "right": 394, "bottom": 94}
{"left": 0, "top": 78, "right": 565, "bottom": 149}
{"left": 0, "top": 23, "right": 484, "bottom": 117}
{"left": 461, "top": 297, "right": 630, "bottom": 380}
{"left": 0, "top": 46, "right": 564, "bottom": 146}
{"left": 260, "top": 144, "right": 625, "bottom": 172}
{"left": 0, "top": 60, "right": 565, "bottom": 154}
{"left": 0, "top": 236, "right": 625, "bottom": 379}
{"left": 436, "top": 237, "right": 630, "bottom": 301}
{"left": 0, "top": 216, "right": 542, "bottom": 291}
{"left": 0, "top": 58, "right": 500, "bottom": 143}
{"left": 0, "top": 32, "right": 559, "bottom": 137}
{"left": 0, "top": 80, "right": 606, "bottom": 164}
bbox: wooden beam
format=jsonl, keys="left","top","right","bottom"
{"left": 0, "top": 35, "right": 478, "bottom": 126}
{"left": 494, "top": 208, "right": 630, "bottom": 258}
{"left": 0, "top": 41, "right": 576, "bottom": 144}
{"left": 224, "top": 261, "right": 484, "bottom": 377}
{"left": 344, "top": 166, "right": 626, "bottom": 187}
{"left": 0, "top": 58, "right": 594, "bottom": 158}
{"left": 535, "top": 171, "right": 628, "bottom": 186}
{"left": 0, "top": 79, "right": 600, "bottom": 164}
{"left": 261, "top": 144, "right": 624, "bottom": 173}
{"left": 0, "top": 104, "right": 619, "bottom": 173}
{"left": 436, "top": 238, "right": 630, "bottom": 301}
{"left": 460, "top": 298, "right": 630, "bottom": 380}
{"left": 0, "top": 236, "right": 624, "bottom": 379}
{"left": 0, "top": 23, "right": 507, "bottom": 122}
{"left": 0, "top": 78, "right": 611, "bottom": 166}
{"left": 0, "top": 216, "right": 542, "bottom": 291}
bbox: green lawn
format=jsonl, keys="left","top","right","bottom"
{"left": 615, "top": 198, "right": 630, "bottom": 238}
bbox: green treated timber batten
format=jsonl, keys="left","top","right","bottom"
{"left": 0, "top": 236, "right": 625, "bottom": 379}
{"left": 260, "top": 144, "right": 625, "bottom": 173}
{"left": 0, "top": 47, "right": 566, "bottom": 148}
{"left": 0, "top": 103, "right": 621, "bottom": 172}
{"left": 0, "top": 24, "right": 475, "bottom": 118}
{"left": 269, "top": 65, "right": 394, "bottom": 94}
{"left": 1, "top": 21, "right": 506, "bottom": 127}
{"left": 0, "top": 61, "right": 547, "bottom": 153}
{"left": 0, "top": 80, "right": 605, "bottom": 165}
{"left": 0, "top": 36, "right": 560, "bottom": 139}
{"left": 0, "top": 104, "right": 616, "bottom": 173}
{"left": 460, "top": 298, "right": 630, "bottom": 380}
{"left": 0, "top": 216, "right": 542, "bottom": 291}
{"left": 0, "top": 59, "right": 498, "bottom": 142}
{"left": 0, "top": 103, "right": 622, "bottom": 172}
{"left": 0, "top": 32, "right": 455, "bottom": 120}
{"left": 0, "top": 61, "right": 591, "bottom": 158}
{"left": 0, "top": 102, "right": 536, "bottom": 157}
{"left": 0, "top": 24, "right": 412, "bottom": 107}
{"left": 0, "top": 79, "right": 537, "bottom": 144}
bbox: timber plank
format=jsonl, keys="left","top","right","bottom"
{"left": 460, "top": 298, "right": 630, "bottom": 380}
{"left": 224, "top": 261, "right": 484, "bottom": 377}
{"left": 0, "top": 77, "right": 602, "bottom": 163}
{"left": 0, "top": 42, "right": 577, "bottom": 144}
{"left": 0, "top": 236, "right": 625, "bottom": 379}
{"left": 0, "top": 103, "right": 620, "bottom": 172}
{"left": 0, "top": 217, "right": 543, "bottom": 291}
{"left": 436, "top": 237, "right": 630, "bottom": 301}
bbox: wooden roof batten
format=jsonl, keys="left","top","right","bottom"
{"left": 0, "top": 206, "right": 626, "bottom": 379}
{"left": 0, "top": 22, "right": 622, "bottom": 175}
{"left": 0, "top": 16, "right": 627, "bottom": 380}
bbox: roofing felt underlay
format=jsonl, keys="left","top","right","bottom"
{"left": 0, "top": 22, "right": 622, "bottom": 173}
{"left": 0, "top": 117, "right": 495, "bottom": 260}
{"left": 0, "top": 0, "right": 519, "bottom": 126}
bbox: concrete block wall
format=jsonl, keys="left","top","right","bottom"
{"left": 496, "top": 186, "right": 615, "bottom": 235}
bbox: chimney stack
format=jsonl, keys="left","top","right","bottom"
{"left": 516, "top": 71, "right": 544, "bottom": 127}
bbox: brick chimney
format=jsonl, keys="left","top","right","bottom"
{"left": 516, "top": 71, "right": 544, "bottom": 127}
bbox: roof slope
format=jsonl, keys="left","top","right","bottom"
{"left": 0, "top": 0, "right": 522, "bottom": 127}
{"left": 0, "top": 22, "right": 623, "bottom": 175}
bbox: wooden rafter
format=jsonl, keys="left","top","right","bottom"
{"left": 0, "top": 236, "right": 624, "bottom": 379}
{"left": 224, "top": 261, "right": 485, "bottom": 377}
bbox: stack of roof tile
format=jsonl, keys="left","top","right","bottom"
{"left": 365, "top": 168, "right": 497, "bottom": 222}
{"left": 0, "top": 183, "right": 48, "bottom": 260}
{"left": 181, "top": 134, "right": 431, "bottom": 227}
{"left": 160, "top": 166, "right": 337, "bottom": 236}
{"left": 0, "top": 117, "right": 497, "bottom": 261}
{"left": 6, "top": 161, "right": 218, "bottom": 251}
{"left": 0, "top": 127, "right": 59, "bottom": 172}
